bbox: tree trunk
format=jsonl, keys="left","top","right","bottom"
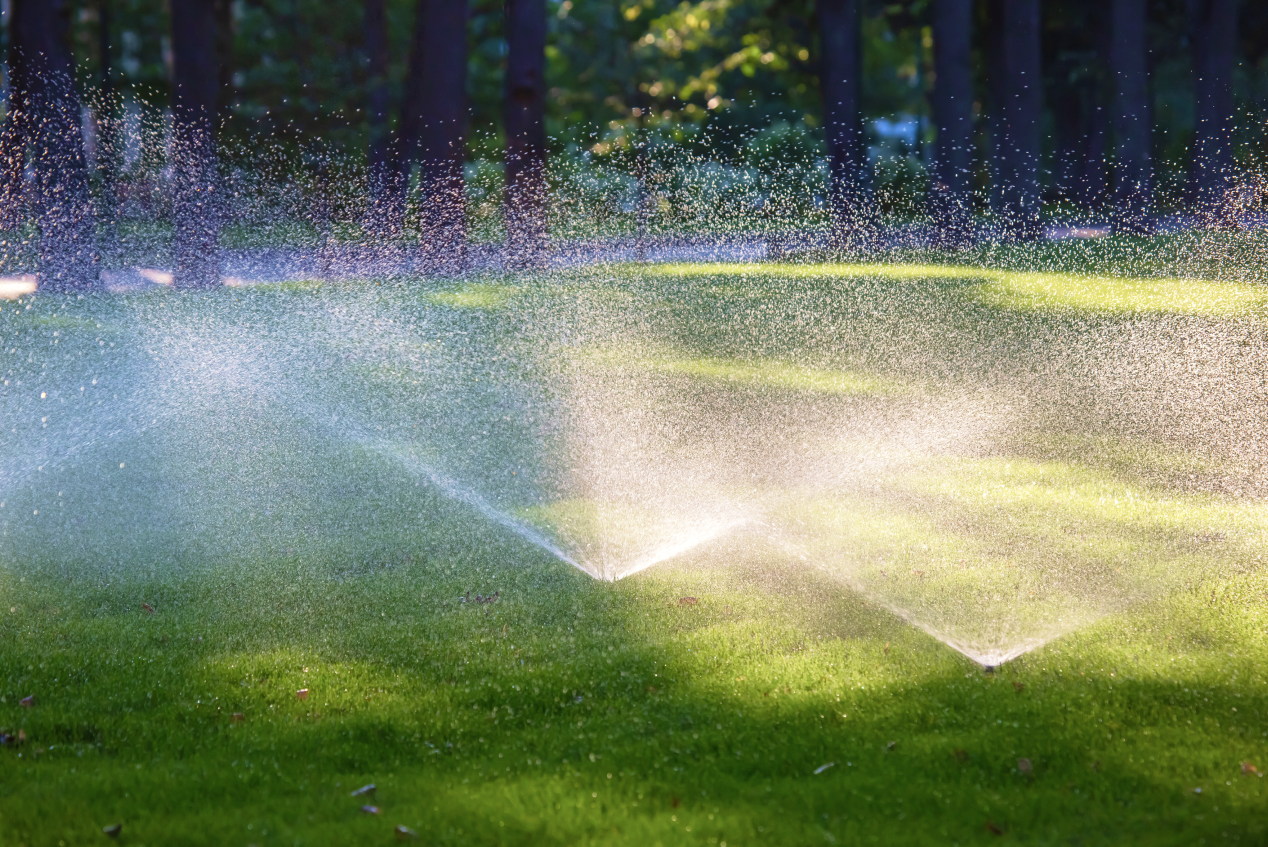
{"left": 404, "top": 0, "right": 468, "bottom": 273}
{"left": 364, "top": 0, "right": 399, "bottom": 234}
{"left": 816, "top": 0, "right": 870, "bottom": 247}
{"left": 0, "top": 4, "right": 31, "bottom": 233}
{"left": 98, "top": 0, "right": 120, "bottom": 253}
{"left": 214, "top": 0, "right": 235, "bottom": 123}
{"left": 1110, "top": 0, "right": 1152, "bottom": 233}
{"left": 397, "top": 0, "right": 425, "bottom": 223}
{"left": 1075, "top": 99, "right": 1109, "bottom": 210}
{"left": 1081, "top": 16, "right": 1113, "bottom": 213}
{"left": 504, "top": 0, "right": 547, "bottom": 265}
{"left": 1188, "top": 0, "right": 1240, "bottom": 220}
{"left": 989, "top": 0, "right": 1042, "bottom": 241}
{"left": 170, "top": 0, "right": 221, "bottom": 289}
{"left": 1050, "top": 83, "right": 1085, "bottom": 206}
{"left": 12, "top": 0, "right": 97, "bottom": 291}
{"left": 930, "top": 0, "right": 974, "bottom": 246}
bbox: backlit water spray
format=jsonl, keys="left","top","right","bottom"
{"left": 3, "top": 143, "right": 1267, "bottom": 666}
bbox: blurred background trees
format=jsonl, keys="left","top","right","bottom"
{"left": 0, "top": 0, "right": 1265, "bottom": 270}
{"left": 5, "top": 0, "right": 97, "bottom": 289}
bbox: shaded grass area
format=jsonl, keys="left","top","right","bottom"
{"left": 3, "top": 550, "right": 1268, "bottom": 846}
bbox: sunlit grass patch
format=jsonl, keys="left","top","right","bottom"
{"left": 765, "top": 451, "right": 1266, "bottom": 664}
{"left": 0, "top": 277, "right": 37, "bottom": 300}
{"left": 902, "top": 455, "right": 1266, "bottom": 542}
{"left": 1002, "top": 432, "right": 1224, "bottom": 485}
{"left": 581, "top": 347, "right": 909, "bottom": 396}
{"left": 641, "top": 261, "right": 1268, "bottom": 318}
{"left": 225, "top": 278, "right": 325, "bottom": 292}
{"left": 649, "top": 355, "right": 907, "bottom": 395}
{"left": 967, "top": 270, "right": 1268, "bottom": 317}
{"left": 426, "top": 283, "right": 518, "bottom": 310}
{"left": 646, "top": 261, "right": 993, "bottom": 285}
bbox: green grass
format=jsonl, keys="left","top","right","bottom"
{"left": 4, "top": 552, "right": 1268, "bottom": 846}
{"left": 427, "top": 283, "right": 520, "bottom": 310}
{"left": 651, "top": 262, "right": 1268, "bottom": 317}
{"left": 966, "top": 271, "right": 1268, "bottom": 317}
{"left": 644, "top": 355, "right": 906, "bottom": 396}
{"left": 4, "top": 252, "right": 1268, "bottom": 845}
{"left": 581, "top": 347, "right": 909, "bottom": 397}
{"left": 768, "top": 452, "right": 1266, "bottom": 663}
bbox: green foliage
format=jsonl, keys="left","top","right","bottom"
{"left": 44, "top": 0, "right": 1268, "bottom": 221}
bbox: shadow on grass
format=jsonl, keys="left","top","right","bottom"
{"left": 3, "top": 535, "right": 1268, "bottom": 846}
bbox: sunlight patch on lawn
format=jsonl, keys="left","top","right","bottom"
{"left": 223, "top": 278, "right": 324, "bottom": 292}
{"left": 969, "top": 271, "right": 1268, "bottom": 317}
{"left": 771, "top": 452, "right": 1267, "bottom": 666}
{"left": 650, "top": 355, "right": 905, "bottom": 395}
{"left": 646, "top": 262, "right": 991, "bottom": 283}
{"left": 1002, "top": 432, "right": 1241, "bottom": 490}
{"left": 582, "top": 348, "right": 908, "bottom": 396}
{"left": 427, "top": 283, "right": 517, "bottom": 310}
{"left": 901, "top": 455, "right": 1268, "bottom": 544}
{"left": 642, "top": 262, "right": 1268, "bottom": 317}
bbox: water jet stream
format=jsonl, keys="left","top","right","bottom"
{"left": 766, "top": 534, "right": 1095, "bottom": 668}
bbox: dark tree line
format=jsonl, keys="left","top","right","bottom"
{"left": 1190, "top": 0, "right": 1241, "bottom": 216}
{"left": 2, "top": 0, "right": 96, "bottom": 290}
{"left": 1, "top": 0, "right": 550, "bottom": 288}
{"left": 814, "top": 0, "right": 1244, "bottom": 243}
{"left": 170, "top": 0, "right": 220, "bottom": 288}
{"left": 955, "top": 0, "right": 1237, "bottom": 240}
{"left": 0, "top": 0, "right": 1257, "bottom": 288}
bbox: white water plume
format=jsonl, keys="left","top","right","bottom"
{"left": 1, "top": 283, "right": 756, "bottom": 582}
{"left": 3, "top": 248, "right": 1265, "bottom": 667}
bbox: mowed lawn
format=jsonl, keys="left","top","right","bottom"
{"left": 3, "top": 251, "right": 1268, "bottom": 845}
{"left": 4, "top": 551, "right": 1268, "bottom": 847}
